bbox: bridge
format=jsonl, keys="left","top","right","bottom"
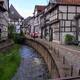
{"left": 26, "top": 37, "right": 80, "bottom": 80}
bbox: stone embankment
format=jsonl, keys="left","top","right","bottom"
{"left": 0, "top": 39, "right": 14, "bottom": 52}
{"left": 26, "top": 38, "right": 80, "bottom": 79}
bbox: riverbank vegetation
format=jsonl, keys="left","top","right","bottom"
{"left": 8, "top": 24, "right": 26, "bottom": 44}
{"left": 0, "top": 44, "right": 21, "bottom": 80}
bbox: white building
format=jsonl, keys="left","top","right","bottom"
{"left": 41, "top": 0, "right": 80, "bottom": 44}
{"left": 22, "top": 17, "right": 34, "bottom": 35}
{"left": 9, "top": 4, "right": 24, "bottom": 33}
{"left": 33, "top": 5, "right": 46, "bottom": 37}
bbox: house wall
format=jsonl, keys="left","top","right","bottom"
{"left": 29, "top": 18, "right": 34, "bottom": 33}
{"left": 78, "top": 19, "right": 80, "bottom": 41}
{"left": 9, "top": 18, "right": 23, "bottom": 33}
{"left": 51, "top": 22, "right": 60, "bottom": 41}
{"left": 50, "top": 9, "right": 58, "bottom": 21}
{"left": 0, "top": 0, "right": 9, "bottom": 40}
{"left": 40, "top": 4, "right": 80, "bottom": 43}
{"left": 58, "top": 5, "right": 80, "bottom": 43}
{"left": 34, "top": 14, "right": 41, "bottom": 36}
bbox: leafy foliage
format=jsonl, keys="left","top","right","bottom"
{"left": 8, "top": 24, "right": 16, "bottom": 39}
{"left": 64, "top": 34, "right": 75, "bottom": 45}
{"left": 8, "top": 24, "right": 25, "bottom": 44}
{"left": 13, "top": 31, "right": 26, "bottom": 44}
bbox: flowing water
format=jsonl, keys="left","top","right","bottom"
{"left": 12, "top": 45, "right": 50, "bottom": 80}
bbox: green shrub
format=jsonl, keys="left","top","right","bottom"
{"left": 13, "top": 33, "right": 26, "bottom": 44}
{"left": 8, "top": 24, "right": 25, "bottom": 44}
{"left": 8, "top": 24, "right": 16, "bottom": 39}
{"left": 64, "top": 34, "right": 75, "bottom": 45}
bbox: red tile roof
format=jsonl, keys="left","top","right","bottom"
{"left": 57, "top": 0, "right": 80, "bottom": 5}
{"left": 35, "top": 5, "right": 46, "bottom": 13}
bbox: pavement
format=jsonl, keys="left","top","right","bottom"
{"left": 0, "top": 39, "right": 14, "bottom": 50}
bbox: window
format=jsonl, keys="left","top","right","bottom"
{"left": 60, "top": 21, "right": 65, "bottom": 27}
{"left": 61, "top": 28, "right": 64, "bottom": 32}
{"left": 68, "top": 6, "right": 76, "bottom": 13}
{"left": 65, "top": 28, "right": 70, "bottom": 32}
{"left": 77, "top": 7, "right": 80, "bottom": 13}
{"left": 63, "top": 13, "right": 67, "bottom": 19}
{"left": 68, "top": 14, "right": 75, "bottom": 20}
{"left": 65, "top": 21, "right": 71, "bottom": 26}
{"left": 59, "top": 6, "right": 67, "bottom": 12}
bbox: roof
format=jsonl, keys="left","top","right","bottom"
{"left": 49, "top": 0, "right": 80, "bottom": 5}
{"left": 57, "top": 0, "right": 80, "bottom": 4}
{"left": 34, "top": 5, "right": 46, "bottom": 13}
{"left": 9, "top": 4, "right": 24, "bottom": 22}
{"left": 23, "top": 16, "right": 33, "bottom": 26}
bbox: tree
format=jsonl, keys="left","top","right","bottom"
{"left": 8, "top": 24, "right": 16, "bottom": 39}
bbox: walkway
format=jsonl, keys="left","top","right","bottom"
{"left": 0, "top": 39, "right": 14, "bottom": 51}
{"left": 12, "top": 46, "right": 49, "bottom": 80}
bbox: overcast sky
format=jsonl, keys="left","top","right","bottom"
{"left": 10, "top": 0, "right": 48, "bottom": 18}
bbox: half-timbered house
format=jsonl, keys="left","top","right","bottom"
{"left": 0, "top": 0, "right": 9, "bottom": 41}
{"left": 41, "top": 0, "right": 80, "bottom": 44}
{"left": 33, "top": 5, "right": 46, "bottom": 37}
{"left": 9, "top": 4, "right": 24, "bottom": 33}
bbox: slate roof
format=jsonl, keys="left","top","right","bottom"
{"left": 9, "top": 4, "right": 23, "bottom": 22}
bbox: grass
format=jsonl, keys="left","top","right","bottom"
{"left": 0, "top": 44, "right": 21, "bottom": 80}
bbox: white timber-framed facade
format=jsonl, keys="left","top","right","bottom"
{"left": 40, "top": 0, "right": 80, "bottom": 44}
{"left": 0, "top": 0, "right": 9, "bottom": 41}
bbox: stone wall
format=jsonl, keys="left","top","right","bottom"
{"left": 25, "top": 39, "right": 60, "bottom": 79}
{"left": 26, "top": 38, "right": 80, "bottom": 79}
{"left": 0, "top": 40, "right": 14, "bottom": 52}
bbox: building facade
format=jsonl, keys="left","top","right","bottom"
{"left": 33, "top": 5, "right": 46, "bottom": 37}
{"left": 9, "top": 4, "right": 23, "bottom": 33}
{"left": 41, "top": 0, "right": 80, "bottom": 44}
{"left": 22, "top": 17, "right": 34, "bottom": 35}
{"left": 0, "top": 0, "right": 9, "bottom": 41}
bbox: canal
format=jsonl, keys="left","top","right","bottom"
{"left": 12, "top": 45, "right": 50, "bottom": 80}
